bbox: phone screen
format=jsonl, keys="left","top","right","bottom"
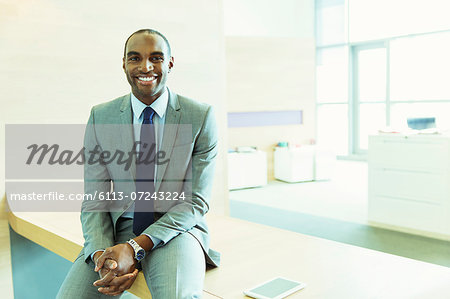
{"left": 249, "top": 278, "right": 301, "bottom": 298}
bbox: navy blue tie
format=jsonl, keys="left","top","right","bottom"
{"left": 133, "top": 107, "right": 156, "bottom": 236}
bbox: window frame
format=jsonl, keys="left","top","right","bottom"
{"left": 315, "top": 0, "right": 450, "bottom": 158}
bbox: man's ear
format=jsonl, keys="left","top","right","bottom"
{"left": 168, "top": 56, "right": 174, "bottom": 72}
{"left": 122, "top": 57, "right": 126, "bottom": 71}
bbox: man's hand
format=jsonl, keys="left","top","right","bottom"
{"left": 93, "top": 251, "right": 118, "bottom": 283}
{"left": 93, "top": 250, "right": 117, "bottom": 273}
{"left": 96, "top": 268, "right": 139, "bottom": 296}
{"left": 93, "top": 244, "right": 137, "bottom": 283}
{"left": 93, "top": 246, "right": 138, "bottom": 296}
{"left": 95, "top": 243, "right": 136, "bottom": 274}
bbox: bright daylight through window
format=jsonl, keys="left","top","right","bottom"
{"left": 316, "top": 0, "right": 450, "bottom": 155}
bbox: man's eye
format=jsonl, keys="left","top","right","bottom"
{"left": 129, "top": 57, "right": 139, "bottom": 61}
{"left": 151, "top": 57, "right": 163, "bottom": 62}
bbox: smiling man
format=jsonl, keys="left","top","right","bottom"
{"left": 57, "top": 29, "right": 219, "bottom": 298}
{"left": 124, "top": 31, "right": 173, "bottom": 105}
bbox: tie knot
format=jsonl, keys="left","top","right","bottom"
{"left": 142, "top": 107, "right": 155, "bottom": 123}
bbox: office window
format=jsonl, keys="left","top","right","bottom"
{"left": 316, "top": 104, "right": 348, "bottom": 155}
{"left": 390, "top": 32, "right": 450, "bottom": 101}
{"left": 359, "top": 103, "right": 385, "bottom": 150}
{"left": 353, "top": 45, "right": 387, "bottom": 152}
{"left": 316, "top": 0, "right": 450, "bottom": 156}
{"left": 356, "top": 48, "right": 386, "bottom": 103}
{"left": 316, "top": 46, "right": 349, "bottom": 154}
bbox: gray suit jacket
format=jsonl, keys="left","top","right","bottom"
{"left": 80, "top": 89, "right": 220, "bottom": 267}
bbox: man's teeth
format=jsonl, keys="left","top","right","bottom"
{"left": 138, "top": 77, "right": 155, "bottom": 81}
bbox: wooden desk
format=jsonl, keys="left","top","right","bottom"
{"left": 8, "top": 211, "right": 450, "bottom": 298}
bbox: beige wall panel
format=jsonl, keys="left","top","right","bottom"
{"left": 226, "top": 36, "right": 315, "bottom": 112}
{"left": 0, "top": 0, "right": 228, "bottom": 214}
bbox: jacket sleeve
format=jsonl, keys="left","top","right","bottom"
{"left": 80, "top": 107, "right": 115, "bottom": 263}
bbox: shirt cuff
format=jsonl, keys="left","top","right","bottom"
{"left": 90, "top": 249, "right": 105, "bottom": 263}
{"left": 143, "top": 234, "right": 162, "bottom": 250}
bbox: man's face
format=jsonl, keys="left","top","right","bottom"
{"left": 123, "top": 33, "right": 174, "bottom": 103}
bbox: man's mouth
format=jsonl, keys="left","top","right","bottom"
{"left": 136, "top": 75, "right": 157, "bottom": 85}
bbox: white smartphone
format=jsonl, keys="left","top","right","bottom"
{"left": 243, "top": 277, "right": 306, "bottom": 299}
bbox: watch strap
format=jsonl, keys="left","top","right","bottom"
{"left": 127, "top": 239, "right": 145, "bottom": 261}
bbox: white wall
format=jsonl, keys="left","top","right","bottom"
{"left": 223, "top": 0, "right": 316, "bottom": 179}
{"left": 0, "top": 0, "right": 229, "bottom": 214}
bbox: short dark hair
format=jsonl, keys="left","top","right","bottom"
{"left": 123, "top": 29, "right": 171, "bottom": 57}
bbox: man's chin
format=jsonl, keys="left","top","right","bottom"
{"left": 133, "top": 86, "right": 156, "bottom": 96}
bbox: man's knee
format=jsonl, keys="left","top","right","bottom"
{"left": 142, "top": 233, "right": 205, "bottom": 298}
{"left": 57, "top": 252, "right": 101, "bottom": 299}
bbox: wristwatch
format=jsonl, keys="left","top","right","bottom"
{"left": 127, "top": 239, "right": 146, "bottom": 262}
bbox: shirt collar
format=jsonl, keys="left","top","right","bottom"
{"left": 130, "top": 87, "right": 169, "bottom": 120}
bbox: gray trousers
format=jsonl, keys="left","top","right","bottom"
{"left": 57, "top": 218, "right": 205, "bottom": 299}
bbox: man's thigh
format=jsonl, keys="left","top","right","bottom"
{"left": 141, "top": 232, "right": 206, "bottom": 299}
{"left": 56, "top": 252, "right": 114, "bottom": 299}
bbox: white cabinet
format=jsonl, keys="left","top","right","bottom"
{"left": 228, "top": 151, "right": 267, "bottom": 190}
{"left": 368, "top": 135, "right": 450, "bottom": 239}
{"left": 274, "top": 146, "right": 315, "bottom": 182}
{"left": 274, "top": 146, "right": 335, "bottom": 183}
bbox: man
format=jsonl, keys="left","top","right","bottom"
{"left": 57, "top": 29, "right": 219, "bottom": 298}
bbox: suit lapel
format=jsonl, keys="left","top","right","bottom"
{"left": 155, "top": 90, "right": 181, "bottom": 192}
{"left": 118, "top": 94, "right": 137, "bottom": 180}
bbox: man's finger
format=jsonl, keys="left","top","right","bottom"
{"left": 118, "top": 273, "right": 137, "bottom": 291}
{"left": 93, "top": 269, "right": 116, "bottom": 286}
{"left": 104, "top": 259, "right": 117, "bottom": 270}
{"left": 97, "top": 285, "right": 118, "bottom": 294}
{"left": 94, "top": 251, "right": 111, "bottom": 272}
{"left": 107, "top": 271, "right": 137, "bottom": 286}
{"left": 99, "top": 269, "right": 138, "bottom": 295}
{"left": 117, "top": 269, "right": 139, "bottom": 291}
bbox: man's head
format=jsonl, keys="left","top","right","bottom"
{"left": 123, "top": 29, "right": 174, "bottom": 105}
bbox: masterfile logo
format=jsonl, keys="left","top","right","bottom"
{"left": 5, "top": 124, "right": 193, "bottom": 212}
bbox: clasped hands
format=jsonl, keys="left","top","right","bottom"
{"left": 92, "top": 243, "right": 139, "bottom": 296}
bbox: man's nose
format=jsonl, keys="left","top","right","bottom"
{"left": 140, "top": 59, "right": 154, "bottom": 72}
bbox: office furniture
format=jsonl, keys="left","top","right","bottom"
{"left": 274, "top": 146, "right": 334, "bottom": 183}
{"left": 274, "top": 146, "right": 314, "bottom": 182}
{"left": 228, "top": 151, "right": 267, "bottom": 190}
{"left": 368, "top": 134, "right": 450, "bottom": 240}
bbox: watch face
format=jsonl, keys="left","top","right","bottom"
{"left": 136, "top": 249, "right": 145, "bottom": 261}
